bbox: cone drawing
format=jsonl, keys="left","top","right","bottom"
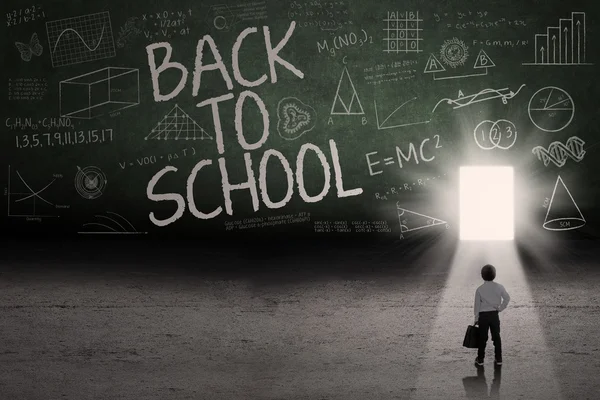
{"left": 543, "top": 175, "right": 585, "bottom": 231}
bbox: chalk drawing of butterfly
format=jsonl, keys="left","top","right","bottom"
{"left": 15, "top": 32, "right": 43, "bottom": 62}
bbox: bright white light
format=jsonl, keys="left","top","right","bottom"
{"left": 459, "top": 166, "right": 514, "bottom": 240}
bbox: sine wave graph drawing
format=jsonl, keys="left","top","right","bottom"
{"left": 78, "top": 211, "right": 147, "bottom": 234}
{"left": 375, "top": 84, "right": 526, "bottom": 130}
{"left": 51, "top": 25, "right": 106, "bottom": 55}
{"left": 46, "top": 11, "right": 116, "bottom": 67}
{"left": 7, "top": 165, "right": 59, "bottom": 218}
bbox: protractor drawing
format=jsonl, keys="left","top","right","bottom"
{"left": 528, "top": 87, "right": 574, "bottom": 132}
{"left": 75, "top": 165, "right": 107, "bottom": 199}
{"left": 396, "top": 203, "right": 448, "bottom": 233}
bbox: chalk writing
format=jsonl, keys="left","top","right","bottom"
{"left": 147, "top": 139, "right": 363, "bottom": 226}
{"left": 434, "top": 11, "right": 490, "bottom": 22}
{"left": 6, "top": 4, "right": 45, "bottom": 27}
{"left": 14, "top": 129, "right": 113, "bottom": 149}
{"left": 472, "top": 39, "right": 528, "bottom": 48}
{"left": 314, "top": 220, "right": 391, "bottom": 233}
{"left": 118, "top": 147, "right": 197, "bottom": 170}
{"left": 364, "top": 60, "right": 418, "bottom": 85}
{"left": 542, "top": 197, "right": 550, "bottom": 208}
{"left": 374, "top": 174, "right": 448, "bottom": 199}
{"left": 432, "top": 11, "right": 526, "bottom": 29}
{"left": 365, "top": 69, "right": 417, "bottom": 85}
{"left": 5, "top": 117, "right": 73, "bottom": 131}
{"left": 317, "top": 29, "right": 372, "bottom": 56}
{"left": 206, "top": 2, "right": 268, "bottom": 32}
{"left": 288, "top": 1, "right": 352, "bottom": 31}
{"left": 142, "top": 9, "right": 192, "bottom": 40}
{"left": 225, "top": 212, "right": 310, "bottom": 231}
{"left": 145, "top": 21, "right": 363, "bottom": 228}
{"left": 365, "top": 136, "right": 443, "bottom": 176}
{"left": 7, "top": 78, "right": 48, "bottom": 101}
{"left": 351, "top": 220, "right": 391, "bottom": 233}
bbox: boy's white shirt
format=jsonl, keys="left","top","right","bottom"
{"left": 474, "top": 281, "right": 510, "bottom": 322}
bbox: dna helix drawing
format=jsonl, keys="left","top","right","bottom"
{"left": 532, "top": 136, "right": 586, "bottom": 167}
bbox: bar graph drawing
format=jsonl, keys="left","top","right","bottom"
{"left": 523, "top": 12, "right": 592, "bottom": 65}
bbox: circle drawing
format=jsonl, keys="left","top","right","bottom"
{"left": 528, "top": 86, "right": 574, "bottom": 132}
{"left": 440, "top": 38, "right": 469, "bottom": 68}
{"left": 75, "top": 166, "right": 107, "bottom": 199}
{"left": 474, "top": 119, "right": 517, "bottom": 150}
{"left": 213, "top": 15, "right": 227, "bottom": 30}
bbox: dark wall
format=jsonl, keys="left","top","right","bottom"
{"left": 2, "top": 0, "right": 599, "bottom": 241}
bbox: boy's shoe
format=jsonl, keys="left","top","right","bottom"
{"left": 494, "top": 358, "right": 502, "bottom": 365}
{"left": 475, "top": 357, "right": 484, "bottom": 366}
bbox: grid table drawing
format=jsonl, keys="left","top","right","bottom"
{"left": 46, "top": 11, "right": 116, "bottom": 68}
{"left": 383, "top": 11, "right": 423, "bottom": 53}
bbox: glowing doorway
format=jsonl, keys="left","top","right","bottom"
{"left": 459, "top": 166, "right": 514, "bottom": 241}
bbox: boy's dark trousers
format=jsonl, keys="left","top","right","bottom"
{"left": 477, "top": 310, "right": 501, "bottom": 360}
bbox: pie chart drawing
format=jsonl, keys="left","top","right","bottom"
{"left": 528, "top": 86, "right": 574, "bottom": 133}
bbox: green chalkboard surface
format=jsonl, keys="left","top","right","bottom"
{"left": 2, "top": 0, "right": 600, "bottom": 240}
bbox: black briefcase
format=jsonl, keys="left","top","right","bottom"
{"left": 463, "top": 324, "right": 480, "bottom": 348}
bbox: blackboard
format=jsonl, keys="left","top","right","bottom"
{"left": 2, "top": 0, "right": 600, "bottom": 241}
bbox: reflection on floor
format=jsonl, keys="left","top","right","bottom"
{"left": 0, "top": 238, "right": 598, "bottom": 400}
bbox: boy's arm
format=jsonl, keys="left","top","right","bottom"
{"left": 474, "top": 288, "right": 481, "bottom": 322}
{"left": 498, "top": 285, "right": 511, "bottom": 311}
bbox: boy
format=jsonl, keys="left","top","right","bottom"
{"left": 474, "top": 264, "right": 510, "bottom": 366}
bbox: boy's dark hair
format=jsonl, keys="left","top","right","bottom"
{"left": 481, "top": 264, "right": 496, "bottom": 281}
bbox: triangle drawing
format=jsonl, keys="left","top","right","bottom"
{"left": 543, "top": 175, "right": 585, "bottom": 231}
{"left": 330, "top": 66, "right": 365, "bottom": 115}
{"left": 397, "top": 203, "right": 447, "bottom": 233}
{"left": 424, "top": 54, "right": 446, "bottom": 73}
{"left": 473, "top": 49, "right": 496, "bottom": 69}
{"left": 145, "top": 104, "right": 213, "bottom": 140}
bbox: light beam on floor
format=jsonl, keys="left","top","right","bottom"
{"left": 410, "top": 241, "right": 565, "bottom": 400}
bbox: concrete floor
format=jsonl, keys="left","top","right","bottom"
{"left": 0, "top": 239, "right": 599, "bottom": 399}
